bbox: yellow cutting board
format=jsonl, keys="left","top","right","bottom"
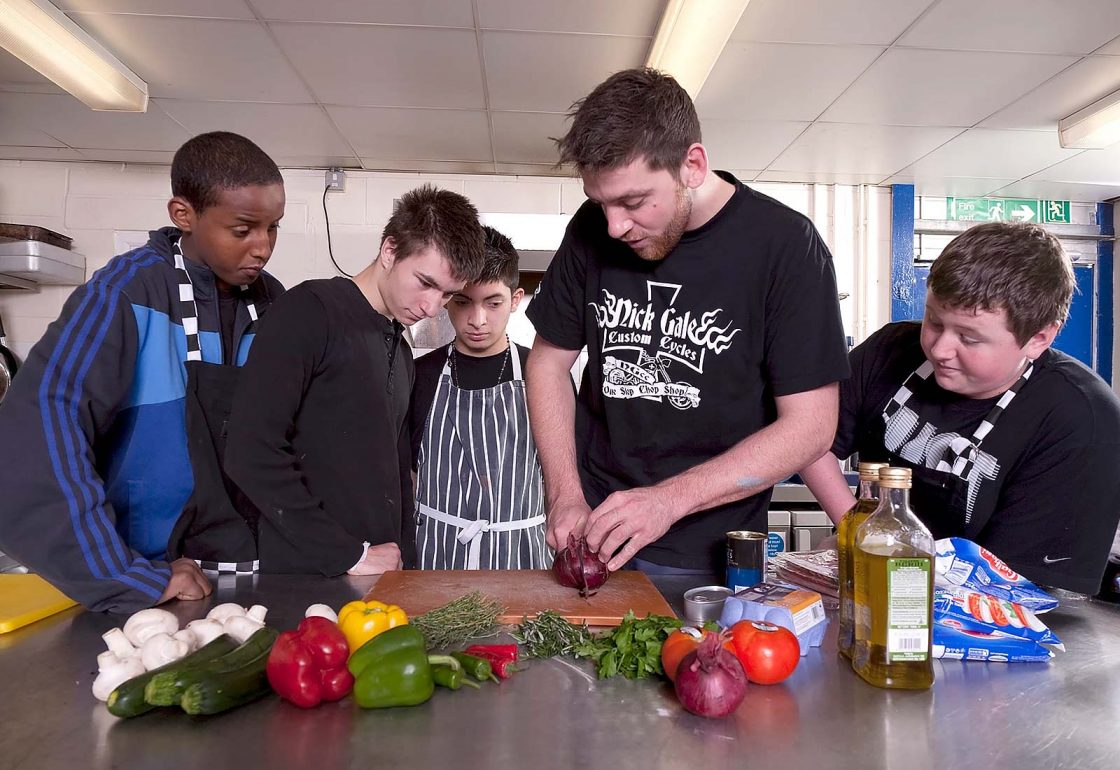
{"left": 0, "top": 574, "right": 79, "bottom": 633}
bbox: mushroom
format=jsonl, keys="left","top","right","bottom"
{"left": 304, "top": 604, "right": 339, "bottom": 623}
{"left": 121, "top": 608, "right": 178, "bottom": 647}
{"left": 172, "top": 628, "right": 199, "bottom": 653}
{"left": 223, "top": 614, "right": 264, "bottom": 643}
{"left": 205, "top": 603, "right": 248, "bottom": 623}
{"left": 140, "top": 632, "right": 192, "bottom": 670}
{"left": 185, "top": 619, "right": 225, "bottom": 646}
{"left": 91, "top": 653, "right": 145, "bottom": 701}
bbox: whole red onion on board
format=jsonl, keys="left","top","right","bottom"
{"left": 553, "top": 534, "right": 609, "bottom": 597}
{"left": 674, "top": 634, "right": 748, "bottom": 718}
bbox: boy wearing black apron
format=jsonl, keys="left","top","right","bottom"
{"left": 0, "top": 132, "right": 285, "bottom": 612}
{"left": 801, "top": 221, "right": 1120, "bottom": 594}
{"left": 225, "top": 186, "right": 485, "bottom": 576}
{"left": 409, "top": 227, "right": 550, "bottom": 569}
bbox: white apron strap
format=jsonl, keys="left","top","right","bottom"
{"left": 417, "top": 502, "right": 545, "bottom": 570}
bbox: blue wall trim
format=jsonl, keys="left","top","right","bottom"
{"left": 890, "top": 184, "right": 919, "bottom": 322}
{"left": 1097, "top": 203, "right": 1113, "bottom": 385}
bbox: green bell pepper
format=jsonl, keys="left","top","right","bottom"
{"left": 349, "top": 625, "right": 459, "bottom": 708}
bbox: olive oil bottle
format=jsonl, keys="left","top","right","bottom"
{"left": 837, "top": 461, "right": 888, "bottom": 660}
{"left": 851, "top": 467, "right": 935, "bottom": 690}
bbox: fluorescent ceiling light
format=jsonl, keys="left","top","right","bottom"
{"left": 0, "top": 0, "right": 147, "bottom": 111}
{"left": 1058, "top": 89, "right": 1120, "bottom": 150}
{"left": 646, "top": 0, "right": 752, "bottom": 99}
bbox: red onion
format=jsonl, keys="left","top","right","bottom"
{"left": 553, "top": 534, "right": 609, "bottom": 597}
{"left": 674, "top": 634, "right": 748, "bottom": 718}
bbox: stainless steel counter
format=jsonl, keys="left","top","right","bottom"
{"left": 1, "top": 573, "right": 1118, "bottom": 770}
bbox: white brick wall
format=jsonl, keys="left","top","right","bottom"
{"left": 0, "top": 160, "right": 896, "bottom": 362}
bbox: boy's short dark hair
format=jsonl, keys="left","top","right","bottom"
{"left": 928, "top": 221, "right": 1074, "bottom": 345}
{"left": 474, "top": 226, "right": 519, "bottom": 292}
{"left": 171, "top": 132, "right": 282, "bottom": 215}
{"left": 381, "top": 185, "right": 485, "bottom": 283}
{"left": 555, "top": 67, "right": 701, "bottom": 175}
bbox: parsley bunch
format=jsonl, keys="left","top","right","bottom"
{"left": 574, "top": 611, "right": 683, "bottom": 680}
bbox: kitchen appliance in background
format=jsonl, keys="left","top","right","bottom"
{"left": 0, "top": 310, "right": 18, "bottom": 403}
{"left": 792, "top": 510, "right": 834, "bottom": 551}
{"left": 767, "top": 510, "right": 790, "bottom": 559}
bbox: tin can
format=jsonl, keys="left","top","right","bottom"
{"left": 726, "top": 530, "right": 767, "bottom": 592}
{"left": 683, "top": 585, "right": 732, "bottom": 623}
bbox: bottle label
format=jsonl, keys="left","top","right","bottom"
{"left": 887, "top": 557, "right": 931, "bottom": 661}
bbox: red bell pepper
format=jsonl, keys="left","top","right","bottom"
{"left": 266, "top": 616, "right": 354, "bottom": 708}
{"left": 463, "top": 644, "right": 519, "bottom": 680}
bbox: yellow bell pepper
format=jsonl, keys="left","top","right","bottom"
{"left": 338, "top": 600, "right": 409, "bottom": 653}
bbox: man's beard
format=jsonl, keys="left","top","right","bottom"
{"left": 632, "top": 185, "right": 691, "bottom": 262}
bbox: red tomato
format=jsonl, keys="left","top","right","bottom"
{"left": 729, "top": 620, "right": 800, "bottom": 685}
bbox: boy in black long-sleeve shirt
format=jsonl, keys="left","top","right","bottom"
{"left": 225, "top": 185, "right": 485, "bottom": 575}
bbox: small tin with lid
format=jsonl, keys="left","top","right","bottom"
{"left": 683, "top": 585, "right": 732, "bottom": 623}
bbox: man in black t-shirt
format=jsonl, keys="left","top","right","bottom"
{"left": 409, "top": 227, "right": 550, "bottom": 570}
{"left": 526, "top": 69, "right": 850, "bottom": 574}
{"left": 801, "top": 221, "right": 1120, "bottom": 594}
{"left": 225, "top": 186, "right": 485, "bottom": 576}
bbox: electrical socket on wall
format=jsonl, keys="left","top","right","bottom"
{"left": 325, "top": 168, "right": 346, "bottom": 192}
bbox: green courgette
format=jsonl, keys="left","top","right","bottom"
{"left": 106, "top": 634, "right": 239, "bottom": 718}
{"left": 180, "top": 646, "right": 273, "bottom": 715}
{"left": 145, "top": 626, "right": 278, "bottom": 706}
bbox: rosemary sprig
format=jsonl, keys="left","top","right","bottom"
{"left": 512, "top": 610, "right": 593, "bottom": 658}
{"left": 410, "top": 592, "right": 505, "bottom": 651}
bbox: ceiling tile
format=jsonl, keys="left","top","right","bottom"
{"left": 731, "top": 0, "right": 935, "bottom": 45}
{"left": 899, "top": 0, "right": 1120, "bottom": 55}
{"left": 251, "top": 0, "right": 473, "bottom": 26}
{"left": 483, "top": 31, "right": 649, "bottom": 112}
{"left": 271, "top": 24, "right": 484, "bottom": 108}
{"left": 989, "top": 178, "right": 1120, "bottom": 202}
{"left": 327, "top": 107, "right": 491, "bottom": 161}
{"left": 981, "top": 55, "right": 1120, "bottom": 130}
{"left": 768, "top": 122, "right": 962, "bottom": 176}
{"left": 0, "top": 99, "right": 66, "bottom": 146}
{"left": 476, "top": 0, "right": 662, "bottom": 35}
{"left": 0, "top": 92, "right": 189, "bottom": 151}
{"left": 76, "top": 149, "right": 177, "bottom": 164}
{"left": 697, "top": 42, "right": 882, "bottom": 121}
{"left": 0, "top": 146, "right": 86, "bottom": 161}
{"left": 1099, "top": 37, "right": 1120, "bottom": 54}
{"left": 67, "top": 14, "right": 312, "bottom": 102}
{"left": 272, "top": 156, "right": 361, "bottom": 169}
{"left": 1028, "top": 143, "right": 1120, "bottom": 184}
{"left": 755, "top": 169, "right": 888, "bottom": 185}
{"left": 897, "top": 128, "right": 1081, "bottom": 179}
{"left": 360, "top": 159, "right": 497, "bottom": 175}
{"left": 822, "top": 48, "right": 1076, "bottom": 126}
{"left": 880, "top": 175, "right": 1018, "bottom": 197}
{"left": 490, "top": 112, "right": 567, "bottom": 165}
{"left": 155, "top": 100, "right": 352, "bottom": 158}
{"left": 58, "top": 0, "right": 254, "bottom": 16}
{"left": 701, "top": 120, "right": 810, "bottom": 169}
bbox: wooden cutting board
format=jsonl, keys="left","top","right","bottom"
{"left": 0, "top": 574, "right": 79, "bottom": 634}
{"left": 366, "top": 569, "right": 676, "bottom": 626}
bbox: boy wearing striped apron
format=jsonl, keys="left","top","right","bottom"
{"left": 801, "top": 222, "right": 1120, "bottom": 594}
{"left": 410, "top": 227, "right": 551, "bottom": 569}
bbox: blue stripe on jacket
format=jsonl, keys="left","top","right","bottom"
{"left": 38, "top": 249, "right": 168, "bottom": 598}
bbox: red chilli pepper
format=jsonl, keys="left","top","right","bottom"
{"left": 266, "top": 616, "right": 354, "bottom": 708}
{"left": 464, "top": 644, "right": 519, "bottom": 680}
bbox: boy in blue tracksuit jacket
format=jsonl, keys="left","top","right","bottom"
{"left": 0, "top": 132, "right": 286, "bottom": 613}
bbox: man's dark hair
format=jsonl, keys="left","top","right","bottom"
{"left": 928, "top": 221, "right": 1074, "bottom": 345}
{"left": 381, "top": 185, "right": 485, "bottom": 283}
{"left": 555, "top": 67, "right": 701, "bottom": 174}
{"left": 473, "top": 226, "right": 519, "bottom": 291}
{"left": 171, "top": 132, "right": 282, "bottom": 214}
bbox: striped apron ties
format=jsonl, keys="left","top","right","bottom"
{"left": 173, "top": 239, "right": 261, "bottom": 576}
{"left": 883, "top": 359, "right": 1034, "bottom": 482}
{"left": 415, "top": 344, "right": 550, "bottom": 570}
